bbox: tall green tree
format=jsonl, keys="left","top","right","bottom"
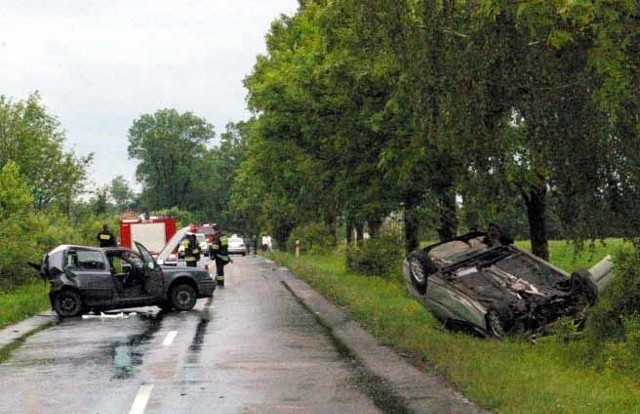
{"left": 0, "top": 92, "right": 92, "bottom": 211}
{"left": 109, "top": 175, "right": 135, "bottom": 211}
{"left": 0, "top": 161, "right": 38, "bottom": 287}
{"left": 127, "top": 109, "right": 214, "bottom": 210}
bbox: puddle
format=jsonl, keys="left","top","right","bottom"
{"left": 108, "top": 312, "right": 164, "bottom": 380}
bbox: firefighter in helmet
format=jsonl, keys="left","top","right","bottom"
{"left": 209, "top": 223, "right": 230, "bottom": 286}
{"left": 180, "top": 223, "right": 201, "bottom": 267}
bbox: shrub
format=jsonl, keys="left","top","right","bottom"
{"left": 584, "top": 251, "right": 640, "bottom": 342}
{"left": 601, "top": 314, "right": 640, "bottom": 380}
{"left": 287, "top": 222, "right": 334, "bottom": 254}
{"left": 346, "top": 228, "right": 405, "bottom": 280}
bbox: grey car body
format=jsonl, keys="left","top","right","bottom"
{"left": 34, "top": 241, "right": 215, "bottom": 317}
{"left": 403, "top": 231, "right": 614, "bottom": 338}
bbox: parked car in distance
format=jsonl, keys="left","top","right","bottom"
{"left": 403, "top": 230, "right": 614, "bottom": 338}
{"left": 30, "top": 242, "right": 215, "bottom": 317}
{"left": 228, "top": 234, "right": 247, "bottom": 256}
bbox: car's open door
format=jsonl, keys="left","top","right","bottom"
{"left": 135, "top": 241, "right": 164, "bottom": 297}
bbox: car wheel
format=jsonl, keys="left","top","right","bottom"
{"left": 53, "top": 289, "right": 83, "bottom": 317}
{"left": 407, "top": 250, "right": 434, "bottom": 295}
{"left": 485, "top": 308, "right": 505, "bottom": 339}
{"left": 169, "top": 284, "right": 197, "bottom": 311}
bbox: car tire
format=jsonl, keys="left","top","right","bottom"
{"left": 485, "top": 308, "right": 505, "bottom": 339}
{"left": 407, "top": 250, "right": 435, "bottom": 295}
{"left": 53, "top": 289, "right": 83, "bottom": 317}
{"left": 169, "top": 284, "right": 197, "bottom": 311}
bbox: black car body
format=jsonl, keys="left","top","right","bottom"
{"left": 34, "top": 242, "right": 215, "bottom": 317}
{"left": 403, "top": 231, "right": 614, "bottom": 338}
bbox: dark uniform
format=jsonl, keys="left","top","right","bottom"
{"left": 181, "top": 233, "right": 201, "bottom": 267}
{"left": 209, "top": 224, "right": 230, "bottom": 286}
{"left": 97, "top": 224, "right": 117, "bottom": 247}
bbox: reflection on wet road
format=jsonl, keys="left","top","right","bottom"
{"left": 0, "top": 256, "right": 385, "bottom": 413}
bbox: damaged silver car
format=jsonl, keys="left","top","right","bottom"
{"left": 403, "top": 231, "right": 614, "bottom": 338}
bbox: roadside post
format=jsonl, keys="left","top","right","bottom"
{"left": 295, "top": 240, "right": 300, "bottom": 257}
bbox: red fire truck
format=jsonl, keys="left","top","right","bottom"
{"left": 119, "top": 215, "right": 177, "bottom": 255}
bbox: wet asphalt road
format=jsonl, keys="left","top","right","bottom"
{"left": 0, "top": 255, "right": 385, "bottom": 414}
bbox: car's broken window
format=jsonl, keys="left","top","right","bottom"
{"left": 46, "top": 251, "right": 64, "bottom": 276}
{"left": 75, "top": 250, "right": 106, "bottom": 270}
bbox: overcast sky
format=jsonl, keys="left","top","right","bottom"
{"left": 0, "top": 0, "right": 298, "bottom": 191}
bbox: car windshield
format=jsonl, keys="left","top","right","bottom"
{"left": 196, "top": 234, "right": 206, "bottom": 242}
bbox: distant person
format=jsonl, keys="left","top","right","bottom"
{"left": 209, "top": 223, "right": 230, "bottom": 285}
{"left": 181, "top": 223, "right": 201, "bottom": 267}
{"left": 262, "top": 234, "right": 273, "bottom": 251}
{"left": 251, "top": 235, "right": 258, "bottom": 256}
{"left": 97, "top": 224, "right": 117, "bottom": 247}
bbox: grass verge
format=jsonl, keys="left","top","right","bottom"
{"left": 0, "top": 281, "right": 50, "bottom": 330}
{"left": 271, "top": 239, "right": 640, "bottom": 413}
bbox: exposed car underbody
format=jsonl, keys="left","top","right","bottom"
{"left": 404, "top": 231, "right": 613, "bottom": 338}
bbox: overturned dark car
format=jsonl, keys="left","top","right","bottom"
{"left": 403, "top": 231, "right": 614, "bottom": 338}
{"left": 31, "top": 242, "right": 215, "bottom": 317}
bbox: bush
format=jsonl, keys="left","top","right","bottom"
{"left": 346, "top": 228, "right": 405, "bottom": 280}
{"left": 600, "top": 314, "right": 640, "bottom": 380}
{"left": 580, "top": 251, "right": 640, "bottom": 376}
{"left": 584, "top": 251, "right": 640, "bottom": 341}
{"left": 287, "top": 222, "right": 334, "bottom": 254}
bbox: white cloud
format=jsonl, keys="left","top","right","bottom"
{"left": 0, "top": 0, "right": 297, "bottom": 190}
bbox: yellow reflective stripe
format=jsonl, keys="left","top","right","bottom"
{"left": 99, "top": 235, "right": 111, "bottom": 240}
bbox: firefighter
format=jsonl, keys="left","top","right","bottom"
{"left": 181, "top": 223, "right": 201, "bottom": 267}
{"left": 97, "top": 223, "right": 117, "bottom": 247}
{"left": 209, "top": 223, "right": 230, "bottom": 286}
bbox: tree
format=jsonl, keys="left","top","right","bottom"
{"left": 0, "top": 92, "right": 92, "bottom": 211}
{"left": 127, "top": 109, "right": 214, "bottom": 210}
{"left": 109, "top": 175, "right": 135, "bottom": 210}
{"left": 0, "top": 161, "right": 38, "bottom": 287}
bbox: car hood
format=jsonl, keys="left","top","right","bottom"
{"left": 156, "top": 226, "right": 191, "bottom": 265}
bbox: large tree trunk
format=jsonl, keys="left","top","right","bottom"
{"left": 324, "top": 210, "right": 338, "bottom": 247}
{"left": 355, "top": 222, "right": 364, "bottom": 243}
{"left": 275, "top": 222, "right": 293, "bottom": 249}
{"left": 367, "top": 217, "right": 383, "bottom": 238}
{"left": 404, "top": 208, "right": 419, "bottom": 253}
{"left": 403, "top": 191, "right": 423, "bottom": 253}
{"left": 523, "top": 184, "right": 549, "bottom": 261}
{"left": 345, "top": 215, "right": 353, "bottom": 245}
{"left": 437, "top": 188, "right": 458, "bottom": 241}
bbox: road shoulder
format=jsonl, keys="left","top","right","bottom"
{"left": 276, "top": 264, "right": 487, "bottom": 414}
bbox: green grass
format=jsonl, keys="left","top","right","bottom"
{"left": 271, "top": 239, "right": 640, "bottom": 413}
{"left": 0, "top": 281, "right": 50, "bottom": 330}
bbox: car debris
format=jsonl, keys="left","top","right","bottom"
{"left": 403, "top": 230, "right": 614, "bottom": 338}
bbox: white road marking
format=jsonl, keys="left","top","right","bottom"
{"left": 162, "top": 330, "right": 178, "bottom": 346}
{"left": 129, "top": 384, "right": 154, "bottom": 414}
